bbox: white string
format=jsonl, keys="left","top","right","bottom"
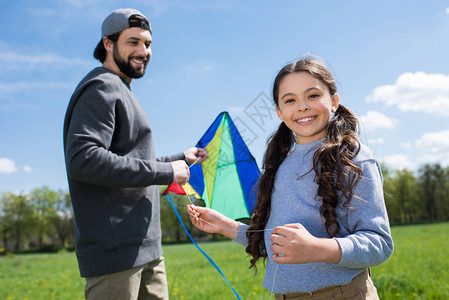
{"left": 270, "top": 263, "right": 278, "bottom": 300}
{"left": 176, "top": 162, "right": 279, "bottom": 298}
{"left": 176, "top": 190, "right": 275, "bottom": 233}
{"left": 188, "top": 157, "right": 201, "bottom": 168}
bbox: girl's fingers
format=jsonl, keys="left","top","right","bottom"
{"left": 272, "top": 254, "right": 290, "bottom": 264}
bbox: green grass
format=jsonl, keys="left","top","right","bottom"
{"left": 371, "top": 223, "right": 449, "bottom": 299}
{"left": 1, "top": 223, "right": 449, "bottom": 299}
{"left": 164, "top": 241, "right": 269, "bottom": 299}
{"left": 0, "top": 250, "right": 84, "bottom": 300}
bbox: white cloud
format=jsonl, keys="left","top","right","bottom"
{"left": 359, "top": 111, "right": 398, "bottom": 131}
{"left": 401, "top": 142, "right": 412, "bottom": 150}
{"left": 23, "top": 166, "right": 33, "bottom": 172}
{"left": 416, "top": 130, "right": 449, "bottom": 154}
{"left": 0, "top": 52, "right": 89, "bottom": 71}
{"left": 367, "top": 72, "right": 449, "bottom": 116}
{"left": 415, "top": 130, "right": 449, "bottom": 167}
{"left": 385, "top": 131, "right": 449, "bottom": 170}
{"left": 0, "top": 158, "right": 18, "bottom": 174}
{"left": 381, "top": 154, "right": 413, "bottom": 170}
{"left": 228, "top": 106, "right": 245, "bottom": 113}
{"left": 368, "top": 138, "right": 385, "bottom": 145}
{"left": 0, "top": 81, "right": 73, "bottom": 95}
{"left": 187, "top": 63, "right": 212, "bottom": 72}
{"left": 446, "top": 7, "right": 449, "bottom": 14}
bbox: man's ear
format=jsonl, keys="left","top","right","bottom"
{"left": 103, "top": 36, "right": 114, "bottom": 53}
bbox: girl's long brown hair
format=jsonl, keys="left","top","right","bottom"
{"left": 246, "top": 59, "right": 362, "bottom": 271}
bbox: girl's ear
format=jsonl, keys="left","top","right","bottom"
{"left": 331, "top": 94, "right": 340, "bottom": 113}
{"left": 275, "top": 105, "right": 284, "bottom": 121}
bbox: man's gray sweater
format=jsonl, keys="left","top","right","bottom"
{"left": 63, "top": 67, "right": 184, "bottom": 277}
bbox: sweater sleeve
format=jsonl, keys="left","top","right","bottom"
{"left": 157, "top": 153, "right": 186, "bottom": 163}
{"left": 335, "top": 159, "right": 394, "bottom": 268}
{"left": 233, "top": 222, "right": 249, "bottom": 246}
{"left": 65, "top": 78, "right": 175, "bottom": 188}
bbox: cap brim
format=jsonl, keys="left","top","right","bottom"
{"left": 93, "top": 39, "right": 106, "bottom": 61}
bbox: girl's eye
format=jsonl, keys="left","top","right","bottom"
{"left": 285, "top": 98, "right": 294, "bottom": 103}
{"left": 309, "top": 94, "right": 320, "bottom": 99}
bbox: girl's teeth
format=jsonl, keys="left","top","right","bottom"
{"left": 298, "top": 117, "right": 313, "bottom": 123}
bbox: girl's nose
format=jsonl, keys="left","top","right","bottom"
{"left": 297, "top": 99, "right": 310, "bottom": 112}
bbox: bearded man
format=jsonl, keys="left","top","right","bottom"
{"left": 63, "top": 8, "right": 207, "bottom": 300}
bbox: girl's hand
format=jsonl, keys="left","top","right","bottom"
{"left": 187, "top": 205, "right": 238, "bottom": 240}
{"left": 270, "top": 223, "right": 341, "bottom": 264}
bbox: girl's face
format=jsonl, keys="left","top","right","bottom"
{"left": 276, "top": 71, "right": 339, "bottom": 144}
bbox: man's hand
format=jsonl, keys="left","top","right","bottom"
{"left": 170, "top": 160, "right": 190, "bottom": 185}
{"left": 184, "top": 147, "right": 208, "bottom": 165}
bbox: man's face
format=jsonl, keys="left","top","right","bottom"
{"left": 112, "top": 27, "right": 152, "bottom": 79}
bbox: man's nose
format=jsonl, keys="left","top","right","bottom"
{"left": 137, "top": 44, "right": 150, "bottom": 57}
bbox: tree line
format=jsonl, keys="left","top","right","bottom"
{"left": 1, "top": 163, "right": 448, "bottom": 253}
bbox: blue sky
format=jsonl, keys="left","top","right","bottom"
{"left": 1, "top": 0, "right": 448, "bottom": 195}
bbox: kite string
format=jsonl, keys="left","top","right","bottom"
{"left": 182, "top": 164, "right": 274, "bottom": 233}
{"left": 189, "top": 157, "right": 201, "bottom": 168}
{"left": 165, "top": 194, "right": 242, "bottom": 300}
{"left": 179, "top": 191, "right": 274, "bottom": 233}
{"left": 176, "top": 182, "right": 279, "bottom": 299}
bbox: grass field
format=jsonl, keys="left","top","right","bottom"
{"left": 1, "top": 222, "right": 448, "bottom": 299}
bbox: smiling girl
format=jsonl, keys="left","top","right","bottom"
{"left": 188, "top": 58, "right": 393, "bottom": 299}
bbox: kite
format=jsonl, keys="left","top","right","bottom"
{"left": 163, "top": 182, "right": 201, "bottom": 200}
{"left": 189, "top": 111, "right": 261, "bottom": 220}
{"left": 162, "top": 112, "right": 261, "bottom": 299}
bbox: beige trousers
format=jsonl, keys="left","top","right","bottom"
{"left": 275, "top": 269, "right": 379, "bottom": 300}
{"left": 85, "top": 257, "right": 169, "bottom": 300}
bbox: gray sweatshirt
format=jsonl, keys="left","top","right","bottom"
{"left": 235, "top": 139, "right": 393, "bottom": 293}
{"left": 63, "top": 67, "right": 184, "bottom": 277}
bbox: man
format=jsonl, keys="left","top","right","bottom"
{"left": 63, "top": 8, "right": 207, "bottom": 300}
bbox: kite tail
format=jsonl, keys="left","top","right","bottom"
{"left": 165, "top": 195, "right": 242, "bottom": 300}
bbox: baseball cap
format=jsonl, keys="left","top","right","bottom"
{"left": 93, "top": 8, "right": 151, "bottom": 62}
{"left": 102, "top": 8, "right": 151, "bottom": 37}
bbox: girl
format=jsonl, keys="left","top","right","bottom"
{"left": 188, "top": 58, "right": 393, "bottom": 299}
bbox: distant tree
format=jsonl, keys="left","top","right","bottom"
{"left": 443, "top": 166, "right": 449, "bottom": 220}
{"left": 393, "top": 169, "right": 421, "bottom": 223}
{"left": 418, "top": 164, "right": 445, "bottom": 221}
{"left": 29, "top": 186, "right": 60, "bottom": 249}
{"left": 1, "top": 193, "right": 34, "bottom": 251}
{"left": 160, "top": 186, "right": 209, "bottom": 243}
{"left": 0, "top": 193, "right": 12, "bottom": 250}
{"left": 381, "top": 164, "right": 401, "bottom": 224}
{"left": 52, "top": 191, "right": 73, "bottom": 248}
{"left": 160, "top": 190, "right": 187, "bottom": 243}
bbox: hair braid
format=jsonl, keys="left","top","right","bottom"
{"left": 245, "top": 122, "right": 294, "bottom": 271}
{"left": 314, "top": 104, "right": 361, "bottom": 237}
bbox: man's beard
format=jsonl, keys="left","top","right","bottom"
{"left": 113, "top": 44, "right": 148, "bottom": 79}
